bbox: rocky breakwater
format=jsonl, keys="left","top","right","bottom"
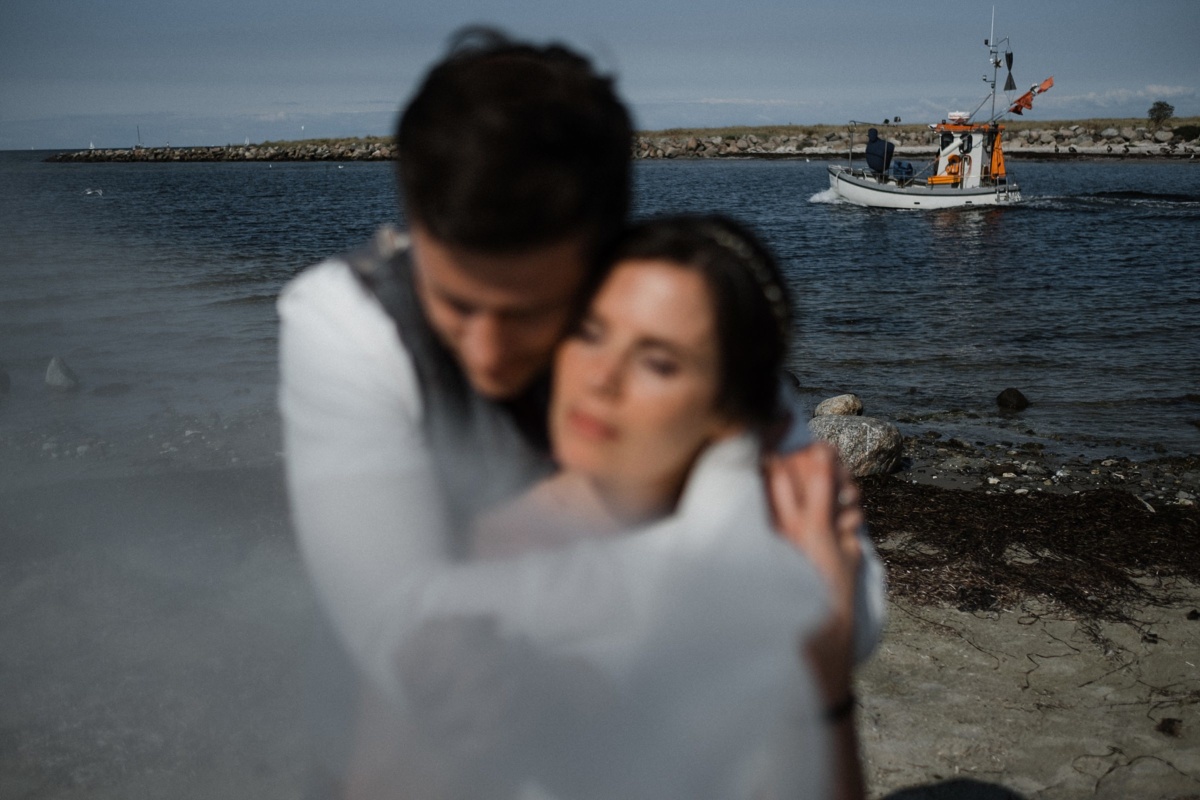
{"left": 635, "top": 122, "right": 1200, "bottom": 159}
{"left": 46, "top": 140, "right": 398, "bottom": 163}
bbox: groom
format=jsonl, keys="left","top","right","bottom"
{"left": 279, "top": 27, "right": 880, "bottom": 797}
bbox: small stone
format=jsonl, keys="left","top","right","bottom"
{"left": 1002, "top": 472, "right": 1017, "bottom": 479}
{"left": 45, "top": 356, "right": 80, "bottom": 391}
{"left": 987, "top": 477, "right": 1001, "bottom": 485}
{"left": 1014, "top": 488, "right": 1029, "bottom": 495}
{"left": 1155, "top": 718, "right": 1182, "bottom": 737}
{"left": 814, "top": 393, "right": 864, "bottom": 417}
{"left": 996, "top": 388, "right": 1030, "bottom": 411}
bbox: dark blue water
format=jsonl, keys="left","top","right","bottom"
{"left": 2, "top": 151, "right": 1198, "bottom": 461}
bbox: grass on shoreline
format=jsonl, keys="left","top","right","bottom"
{"left": 256, "top": 135, "right": 393, "bottom": 148}
{"left": 248, "top": 117, "right": 1199, "bottom": 149}
{"left": 642, "top": 116, "right": 1200, "bottom": 140}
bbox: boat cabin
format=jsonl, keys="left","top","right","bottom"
{"left": 928, "top": 116, "right": 1009, "bottom": 189}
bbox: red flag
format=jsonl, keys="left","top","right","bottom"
{"left": 1008, "top": 77, "right": 1053, "bottom": 115}
{"left": 1009, "top": 92, "right": 1034, "bottom": 114}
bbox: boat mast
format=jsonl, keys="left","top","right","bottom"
{"left": 988, "top": 9, "right": 997, "bottom": 120}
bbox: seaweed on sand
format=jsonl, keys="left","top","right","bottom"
{"left": 860, "top": 477, "right": 1200, "bottom": 622}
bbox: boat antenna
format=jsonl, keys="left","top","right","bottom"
{"left": 977, "top": 28, "right": 1014, "bottom": 123}
{"left": 991, "top": 9, "right": 997, "bottom": 119}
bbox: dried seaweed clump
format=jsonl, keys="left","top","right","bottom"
{"left": 860, "top": 477, "right": 1200, "bottom": 621}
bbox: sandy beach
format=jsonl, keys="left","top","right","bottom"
{"left": 2, "top": 411, "right": 1198, "bottom": 799}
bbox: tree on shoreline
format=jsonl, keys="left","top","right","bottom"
{"left": 1148, "top": 100, "right": 1175, "bottom": 128}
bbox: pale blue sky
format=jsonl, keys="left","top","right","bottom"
{"left": 2, "top": 0, "right": 1196, "bottom": 149}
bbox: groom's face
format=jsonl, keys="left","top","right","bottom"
{"left": 411, "top": 224, "right": 591, "bottom": 400}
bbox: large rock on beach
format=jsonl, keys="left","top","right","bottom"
{"left": 996, "top": 387, "right": 1030, "bottom": 411}
{"left": 807, "top": 415, "right": 903, "bottom": 477}
{"left": 814, "top": 393, "right": 864, "bottom": 417}
{"left": 45, "top": 356, "right": 80, "bottom": 391}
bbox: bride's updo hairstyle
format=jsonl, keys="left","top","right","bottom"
{"left": 610, "top": 214, "right": 793, "bottom": 428}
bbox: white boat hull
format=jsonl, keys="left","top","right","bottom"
{"left": 827, "top": 165, "right": 1021, "bottom": 209}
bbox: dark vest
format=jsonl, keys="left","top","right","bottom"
{"left": 345, "top": 228, "right": 555, "bottom": 557}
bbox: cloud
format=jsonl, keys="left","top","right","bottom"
{"left": 1057, "top": 84, "right": 1196, "bottom": 108}
{"left": 1144, "top": 85, "right": 1194, "bottom": 99}
{"left": 692, "top": 98, "right": 801, "bottom": 107}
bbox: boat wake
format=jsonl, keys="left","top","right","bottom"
{"left": 1023, "top": 190, "right": 1200, "bottom": 212}
{"left": 808, "top": 188, "right": 844, "bottom": 204}
{"left": 1090, "top": 190, "right": 1200, "bottom": 204}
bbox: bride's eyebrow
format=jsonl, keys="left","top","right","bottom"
{"left": 632, "top": 335, "right": 694, "bottom": 361}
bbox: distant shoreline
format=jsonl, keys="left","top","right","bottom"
{"left": 42, "top": 118, "right": 1200, "bottom": 164}
{"left": 41, "top": 143, "right": 1200, "bottom": 164}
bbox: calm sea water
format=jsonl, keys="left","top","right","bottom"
{"left": 1, "top": 151, "right": 1198, "bottom": 461}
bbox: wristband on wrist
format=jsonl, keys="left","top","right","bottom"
{"left": 823, "top": 693, "right": 856, "bottom": 723}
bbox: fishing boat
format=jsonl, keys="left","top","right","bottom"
{"left": 827, "top": 26, "right": 1052, "bottom": 209}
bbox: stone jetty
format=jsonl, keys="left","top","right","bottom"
{"left": 45, "top": 122, "right": 1200, "bottom": 163}
{"left": 633, "top": 122, "right": 1200, "bottom": 160}
{"left": 47, "top": 141, "right": 398, "bottom": 163}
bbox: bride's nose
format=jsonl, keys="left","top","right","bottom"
{"left": 585, "top": 349, "right": 623, "bottom": 396}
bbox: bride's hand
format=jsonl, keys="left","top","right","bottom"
{"left": 765, "top": 442, "right": 862, "bottom": 706}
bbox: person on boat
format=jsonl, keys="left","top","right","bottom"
{"left": 864, "top": 127, "right": 895, "bottom": 175}
{"left": 277, "top": 27, "right": 884, "bottom": 798}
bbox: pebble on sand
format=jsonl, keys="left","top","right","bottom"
{"left": 45, "top": 356, "right": 80, "bottom": 391}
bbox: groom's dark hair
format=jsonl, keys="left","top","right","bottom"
{"left": 396, "top": 27, "right": 633, "bottom": 260}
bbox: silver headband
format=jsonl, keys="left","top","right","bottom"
{"left": 701, "top": 224, "right": 791, "bottom": 340}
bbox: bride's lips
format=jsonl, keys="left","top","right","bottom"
{"left": 565, "top": 407, "right": 617, "bottom": 441}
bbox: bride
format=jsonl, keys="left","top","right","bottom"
{"left": 475, "top": 214, "right": 873, "bottom": 799}
{"left": 351, "top": 215, "right": 881, "bottom": 800}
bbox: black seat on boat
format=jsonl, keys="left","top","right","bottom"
{"left": 865, "top": 128, "right": 894, "bottom": 174}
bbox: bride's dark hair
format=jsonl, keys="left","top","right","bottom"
{"left": 610, "top": 214, "right": 792, "bottom": 428}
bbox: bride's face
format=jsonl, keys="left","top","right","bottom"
{"left": 550, "top": 259, "right": 738, "bottom": 505}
